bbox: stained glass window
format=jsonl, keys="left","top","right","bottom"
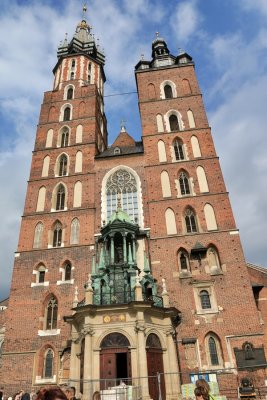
{"left": 106, "top": 169, "right": 139, "bottom": 222}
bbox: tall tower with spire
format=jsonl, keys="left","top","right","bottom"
{"left": 1, "top": 9, "right": 266, "bottom": 400}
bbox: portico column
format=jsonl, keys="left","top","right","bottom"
{"left": 132, "top": 239, "right": 136, "bottom": 262}
{"left": 110, "top": 236, "right": 115, "bottom": 264}
{"left": 69, "top": 330, "right": 80, "bottom": 391}
{"left": 135, "top": 314, "right": 151, "bottom": 400}
{"left": 123, "top": 234, "right": 127, "bottom": 262}
{"left": 83, "top": 327, "right": 95, "bottom": 399}
{"left": 165, "top": 328, "right": 180, "bottom": 400}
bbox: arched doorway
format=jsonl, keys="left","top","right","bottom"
{"left": 100, "top": 332, "right": 131, "bottom": 389}
{"left": 146, "top": 333, "right": 166, "bottom": 400}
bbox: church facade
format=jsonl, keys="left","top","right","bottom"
{"left": 1, "top": 10, "right": 266, "bottom": 399}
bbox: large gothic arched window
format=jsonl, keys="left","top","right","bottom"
{"left": 106, "top": 169, "right": 139, "bottom": 222}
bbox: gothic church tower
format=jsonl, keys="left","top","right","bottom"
{"left": 1, "top": 8, "right": 266, "bottom": 399}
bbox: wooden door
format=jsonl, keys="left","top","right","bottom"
{"left": 146, "top": 334, "right": 166, "bottom": 400}
{"left": 100, "top": 350, "right": 117, "bottom": 389}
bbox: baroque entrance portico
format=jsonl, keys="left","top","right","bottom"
{"left": 65, "top": 209, "right": 181, "bottom": 400}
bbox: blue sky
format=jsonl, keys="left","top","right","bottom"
{"left": 1, "top": 0, "right": 267, "bottom": 300}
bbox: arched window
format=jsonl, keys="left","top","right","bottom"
{"left": 59, "top": 154, "right": 68, "bottom": 176}
{"left": 70, "top": 72, "right": 75, "bottom": 80}
{"left": 61, "top": 127, "right": 69, "bottom": 147}
{"left": 156, "top": 114, "right": 164, "bottom": 132}
{"left": 71, "top": 59, "right": 75, "bottom": 68}
{"left": 45, "top": 129, "right": 53, "bottom": 148}
{"left": 88, "top": 62, "right": 92, "bottom": 83}
{"left": 169, "top": 114, "right": 179, "bottom": 131}
{"left": 178, "top": 249, "right": 190, "bottom": 272}
{"left": 161, "top": 171, "right": 171, "bottom": 198}
{"left": 42, "top": 156, "right": 50, "bottom": 177}
{"left": 76, "top": 125, "right": 83, "bottom": 143}
{"left": 208, "top": 337, "right": 219, "bottom": 365}
{"left": 56, "top": 184, "right": 65, "bottom": 210}
{"left": 164, "top": 84, "right": 173, "bottom": 99}
{"left": 204, "top": 204, "right": 217, "bottom": 231}
{"left": 46, "top": 296, "right": 58, "bottom": 330}
{"left": 207, "top": 247, "right": 221, "bottom": 272}
{"left": 70, "top": 218, "right": 80, "bottom": 245}
{"left": 187, "top": 109, "right": 196, "bottom": 128}
{"left": 64, "top": 263, "right": 72, "bottom": 281}
{"left": 37, "top": 264, "right": 46, "bottom": 284}
{"left": 75, "top": 151, "right": 83, "bottom": 173}
{"left": 53, "top": 222, "right": 62, "bottom": 247}
{"left": 165, "top": 208, "right": 177, "bottom": 235}
{"left": 200, "top": 290, "right": 211, "bottom": 309}
{"left": 44, "top": 349, "right": 54, "bottom": 378}
{"left": 148, "top": 83, "right": 156, "bottom": 99}
{"left": 63, "top": 107, "right": 71, "bottom": 121}
{"left": 185, "top": 208, "right": 197, "bottom": 233}
{"left": 73, "top": 181, "right": 82, "bottom": 208}
{"left": 173, "top": 139, "right": 184, "bottom": 161}
{"left": 182, "top": 79, "right": 192, "bottom": 94}
{"left": 196, "top": 166, "right": 209, "bottom": 193}
{"left": 106, "top": 169, "right": 139, "bottom": 222}
{"left": 191, "top": 135, "right": 201, "bottom": 158}
{"left": 36, "top": 187, "right": 46, "bottom": 212}
{"left": 158, "top": 140, "right": 167, "bottom": 162}
{"left": 179, "top": 172, "right": 190, "bottom": 195}
{"left": 67, "top": 87, "right": 73, "bottom": 100}
{"left": 33, "top": 222, "right": 44, "bottom": 249}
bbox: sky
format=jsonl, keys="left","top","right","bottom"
{"left": 1, "top": 0, "right": 267, "bottom": 300}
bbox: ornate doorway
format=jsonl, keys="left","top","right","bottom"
{"left": 146, "top": 333, "right": 166, "bottom": 400}
{"left": 100, "top": 332, "right": 131, "bottom": 389}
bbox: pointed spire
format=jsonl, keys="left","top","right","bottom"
{"left": 56, "top": 2, "right": 105, "bottom": 65}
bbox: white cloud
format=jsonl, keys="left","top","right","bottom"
{"left": 241, "top": 0, "right": 267, "bottom": 15}
{"left": 210, "top": 71, "right": 267, "bottom": 267}
{"left": 170, "top": 0, "right": 201, "bottom": 45}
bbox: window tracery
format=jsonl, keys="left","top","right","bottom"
{"left": 185, "top": 208, "right": 197, "bottom": 232}
{"left": 106, "top": 169, "right": 138, "bottom": 222}
{"left": 46, "top": 296, "right": 58, "bottom": 330}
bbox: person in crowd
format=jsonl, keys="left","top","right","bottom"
{"left": 195, "top": 380, "right": 215, "bottom": 400}
{"left": 21, "top": 391, "right": 30, "bottom": 400}
{"left": 36, "top": 387, "right": 67, "bottom": 400}
{"left": 92, "top": 391, "right": 101, "bottom": 400}
{"left": 70, "top": 388, "right": 77, "bottom": 400}
{"left": 63, "top": 388, "right": 73, "bottom": 400}
{"left": 30, "top": 389, "right": 37, "bottom": 400}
